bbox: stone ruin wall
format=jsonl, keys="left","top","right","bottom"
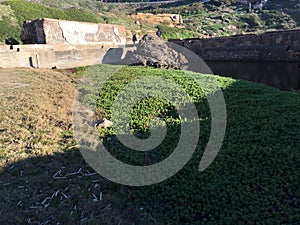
{"left": 21, "top": 18, "right": 126, "bottom": 46}
{"left": 2, "top": 19, "right": 300, "bottom": 69}
{"left": 0, "top": 19, "right": 127, "bottom": 69}
{"left": 169, "top": 29, "right": 300, "bottom": 62}
{"left": 0, "top": 44, "right": 114, "bottom": 69}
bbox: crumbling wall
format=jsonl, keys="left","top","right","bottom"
{"left": 130, "top": 13, "right": 183, "bottom": 27}
{"left": 169, "top": 29, "right": 300, "bottom": 61}
{"left": 21, "top": 18, "right": 126, "bottom": 46}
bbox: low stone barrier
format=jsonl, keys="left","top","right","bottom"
{"left": 0, "top": 44, "right": 112, "bottom": 69}
{"left": 169, "top": 29, "right": 300, "bottom": 62}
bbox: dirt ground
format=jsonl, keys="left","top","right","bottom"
{"left": 0, "top": 68, "right": 153, "bottom": 225}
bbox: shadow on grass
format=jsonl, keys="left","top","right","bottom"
{"left": 0, "top": 146, "right": 146, "bottom": 225}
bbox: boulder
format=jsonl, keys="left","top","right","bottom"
{"left": 94, "top": 118, "right": 113, "bottom": 129}
{"left": 125, "top": 34, "right": 188, "bottom": 70}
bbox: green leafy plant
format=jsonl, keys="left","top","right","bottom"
{"left": 156, "top": 24, "right": 196, "bottom": 40}
{"left": 78, "top": 65, "right": 300, "bottom": 225}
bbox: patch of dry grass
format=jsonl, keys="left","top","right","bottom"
{"left": 0, "top": 68, "right": 157, "bottom": 225}
{"left": 0, "top": 69, "right": 76, "bottom": 165}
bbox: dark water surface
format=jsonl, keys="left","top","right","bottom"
{"left": 206, "top": 61, "right": 300, "bottom": 91}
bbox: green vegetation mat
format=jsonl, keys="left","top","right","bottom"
{"left": 1, "top": 0, "right": 299, "bottom": 43}
{"left": 0, "top": 0, "right": 104, "bottom": 43}
{"left": 78, "top": 65, "right": 300, "bottom": 224}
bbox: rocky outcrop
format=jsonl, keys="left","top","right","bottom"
{"left": 124, "top": 34, "right": 188, "bottom": 69}
{"left": 21, "top": 18, "right": 126, "bottom": 46}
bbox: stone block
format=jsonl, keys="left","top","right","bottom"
{"left": 21, "top": 18, "right": 126, "bottom": 46}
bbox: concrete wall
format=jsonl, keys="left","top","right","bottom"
{"left": 1, "top": 18, "right": 127, "bottom": 69}
{"left": 0, "top": 44, "right": 113, "bottom": 69}
{"left": 21, "top": 18, "right": 126, "bottom": 46}
{"left": 169, "top": 29, "right": 300, "bottom": 61}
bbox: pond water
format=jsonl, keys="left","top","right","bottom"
{"left": 205, "top": 61, "right": 300, "bottom": 91}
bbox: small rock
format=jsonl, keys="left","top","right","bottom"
{"left": 94, "top": 118, "right": 113, "bottom": 128}
{"left": 228, "top": 25, "right": 238, "bottom": 30}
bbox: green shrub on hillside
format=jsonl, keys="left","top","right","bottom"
{"left": 156, "top": 24, "right": 196, "bottom": 40}
{"left": 259, "top": 10, "right": 296, "bottom": 30}
{"left": 238, "top": 13, "right": 263, "bottom": 31}
{"left": 0, "top": 4, "right": 20, "bottom": 42}
{"left": 2, "top": 0, "right": 69, "bottom": 26}
{"left": 0, "top": 17, "right": 20, "bottom": 43}
{"left": 63, "top": 8, "right": 104, "bottom": 23}
{"left": 78, "top": 65, "right": 300, "bottom": 225}
{"left": 142, "top": 0, "right": 299, "bottom": 38}
{"left": 0, "top": 0, "right": 105, "bottom": 43}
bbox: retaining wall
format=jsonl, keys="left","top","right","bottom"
{"left": 169, "top": 29, "right": 300, "bottom": 61}
{"left": 0, "top": 44, "right": 113, "bottom": 69}
{"left": 1, "top": 18, "right": 128, "bottom": 69}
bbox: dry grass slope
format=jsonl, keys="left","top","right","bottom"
{"left": 0, "top": 68, "right": 154, "bottom": 225}
{"left": 0, "top": 69, "right": 76, "bottom": 166}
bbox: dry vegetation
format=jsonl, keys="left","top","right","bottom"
{"left": 0, "top": 66, "right": 299, "bottom": 224}
{"left": 0, "top": 68, "right": 154, "bottom": 225}
{"left": 0, "top": 69, "right": 76, "bottom": 165}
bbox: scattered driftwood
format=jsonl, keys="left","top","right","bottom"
{"left": 52, "top": 168, "right": 97, "bottom": 180}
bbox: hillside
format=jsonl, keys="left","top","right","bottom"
{"left": 0, "top": 65, "right": 299, "bottom": 224}
{"left": 1, "top": 0, "right": 300, "bottom": 43}
{"left": 0, "top": 0, "right": 112, "bottom": 43}
{"left": 0, "top": 1, "right": 299, "bottom": 224}
{"left": 30, "top": 0, "right": 300, "bottom": 38}
{"left": 137, "top": 0, "right": 300, "bottom": 38}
